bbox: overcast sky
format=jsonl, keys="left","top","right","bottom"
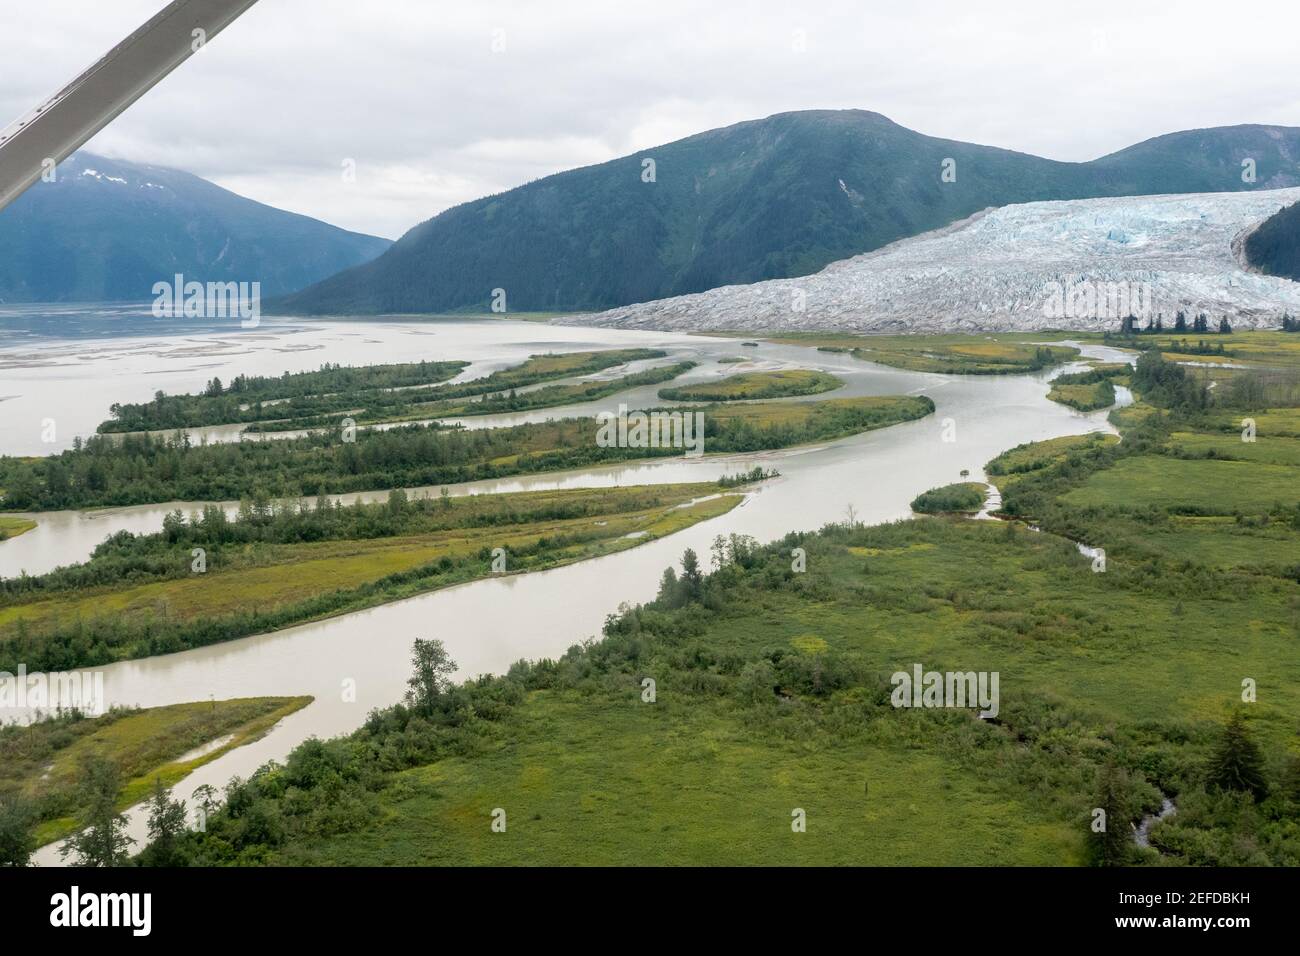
{"left": 3, "top": 0, "right": 1298, "bottom": 240}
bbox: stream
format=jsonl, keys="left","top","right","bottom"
{"left": 0, "top": 316, "right": 1132, "bottom": 864}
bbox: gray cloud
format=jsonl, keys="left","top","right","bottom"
{"left": 5, "top": 0, "right": 1298, "bottom": 239}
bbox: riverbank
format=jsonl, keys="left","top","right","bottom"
{"left": 9, "top": 323, "right": 1129, "bottom": 863}
{"left": 2, "top": 696, "right": 311, "bottom": 850}
{"left": 168, "top": 374, "right": 1297, "bottom": 866}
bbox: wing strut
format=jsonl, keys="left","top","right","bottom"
{"left": 0, "top": 0, "right": 260, "bottom": 212}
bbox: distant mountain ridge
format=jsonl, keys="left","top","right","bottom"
{"left": 273, "top": 110, "right": 1300, "bottom": 316}
{"left": 0, "top": 152, "right": 391, "bottom": 303}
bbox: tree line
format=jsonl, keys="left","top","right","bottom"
{"left": 2, "top": 396, "right": 933, "bottom": 512}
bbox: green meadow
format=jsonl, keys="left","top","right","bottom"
{"left": 26, "top": 336, "right": 1298, "bottom": 869}
{"left": 1, "top": 697, "right": 311, "bottom": 845}
{"left": 0, "top": 483, "right": 744, "bottom": 672}
{"left": 156, "top": 357, "right": 1300, "bottom": 866}
{"left": 658, "top": 369, "right": 842, "bottom": 402}
{"left": 0, "top": 516, "right": 35, "bottom": 541}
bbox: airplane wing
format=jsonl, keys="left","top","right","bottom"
{"left": 0, "top": 0, "right": 259, "bottom": 212}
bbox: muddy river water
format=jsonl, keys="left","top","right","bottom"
{"left": 0, "top": 314, "right": 1130, "bottom": 863}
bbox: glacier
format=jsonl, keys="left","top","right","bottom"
{"left": 559, "top": 188, "right": 1300, "bottom": 333}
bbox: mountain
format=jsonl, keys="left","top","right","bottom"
{"left": 0, "top": 152, "right": 391, "bottom": 303}
{"left": 273, "top": 110, "right": 1300, "bottom": 316}
{"left": 1244, "top": 199, "right": 1300, "bottom": 281}
{"left": 562, "top": 188, "right": 1300, "bottom": 334}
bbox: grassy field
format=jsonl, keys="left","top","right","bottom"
{"left": 65, "top": 339, "right": 1300, "bottom": 868}
{"left": 164, "top": 380, "right": 1299, "bottom": 866}
{"left": 286, "top": 684, "right": 1073, "bottom": 866}
{"left": 0, "top": 516, "right": 35, "bottom": 541}
{"left": 738, "top": 332, "right": 1078, "bottom": 374}
{"left": 0, "top": 484, "right": 744, "bottom": 670}
{"left": 1, "top": 697, "right": 310, "bottom": 845}
{"left": 1047, "top": 381, "right": 1113, "bottom": 411}
{"left": 264, "top": 505, "right": 1297, "bottom": 866}
{"left": 851, "top": 341, "right": 1077, "bottom": 375}
{"left": 1100, "top": 330, "right": 1300, "bottom": 369}
{"left": 1060, "top": 456, "right": 1297, "bottom": 514}
{"left": 658, "top": 369, "right": 842, "bottom": 402}
{"left": 991, "top": 368, "right": 1300, "bottom": 576}
{"left": 988, "top": 433, "right": 1119, "bottom": 476}
{"left": 1168, "top": 431, "right": 1300, "bottom": 466}
{"left": 1202, "top": 407, "right": 1300, "bottom": 438}
{"left": 1005, "top": 383, "right": 1300, "bottom": 577}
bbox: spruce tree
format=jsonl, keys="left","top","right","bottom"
{"left": 1089, "top": 761, "right": 1133, "bottom": 866}
{"left": 61, "top": 756, "right": 135, "bottom": 866}
{"left": 1207, "top": 711, "right": 1269, "bottom": 801}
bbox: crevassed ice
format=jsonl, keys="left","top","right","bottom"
{"left": 565, "top": 188, "right": 1300, "bottom": 333}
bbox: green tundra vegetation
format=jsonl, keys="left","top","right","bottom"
{"left": 119, "top": 351, "right": 1298, "bottom": 867}
{"left": 0, "top": 516, "right": 36, "bottom": 541}
{"left": 0, "top": 697, "right": 310, "bottom": 852}
{"left": 1099, "top": 329, "right": 1300, "bottom": 367}
{"left": 986, "top": 433, "right": 1119, "bottom": 484}
{"left": 99, "top": 360, "right": 471, "bottom": 432}
{"left": 250, "top": 360, "right": 700, "bottom": 431}
{"left": 852, "top": 341, "right": 1076, "bottom": 375}
{"left": 98, "top": 349, "right": 668, "bottom": 434}
{"left": 658, "top": 369, "right": 842, "bottom": 402}
{"left": 0, "top": 394, "right": 933, "bottom": 511}
{"left": 749, "top": 332, "right": 1078, "bottom": 374}
{"left": 0, "top": 483, "right": 747, "bottom": 673}
{"left": 1045, "top": 365, "right": 1126, "bottom": 411}
{"left": 998, "top": 351, "right": 1300, "bottom": 577}
{"left": 909, "top": 482, "right": 987, "bottom": 514}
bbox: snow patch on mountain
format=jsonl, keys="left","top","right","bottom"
{"left": 561, "top": 188, "right": 1300, "bottom": 333}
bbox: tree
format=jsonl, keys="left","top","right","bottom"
{"left": 1174, "top": 310, "right": 1187, "bottom": 332}
{"left": 406, "top": 638, "right": 456, "bottom": 715}
{"left": 1218, "top": 316, "right": 1232, "bottom": 334}
{"left": 679, "top": 549, "right": 703, "bottom": 600}
{"left": 61, "top": 756, "right": 135, "bottom": 867}
{"left": 386, "top": 487, "right": 408, "bottom": 515}
{"left": 1206, "top": 711, "right": 1268, "bottom": 801}
{"left": 656, "top": 566, "right": 682, "bottom": 607}
{"left": 710, "top": 535, "right": 728, "bottom": 571}
{"left": 139, "top": 779, "right": 189, "bottom": 867}
{"left": 0, "top": 794, "right": 34, "bottom": 867}
{"left": 191, "top": 783, "right": 219, "bottom": 818}
{"left": 1089, "top": 760, "right": 1133, "bottom": 866}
